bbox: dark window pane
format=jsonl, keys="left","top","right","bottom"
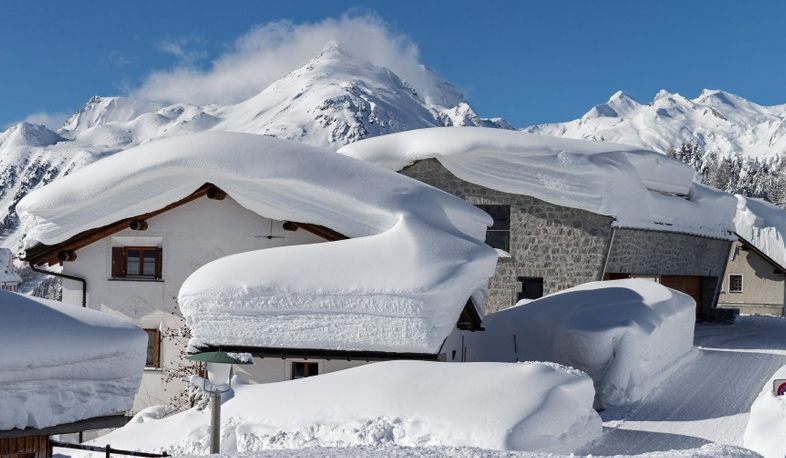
{"left": 145, "top": 330, "right": 157, "bottom": 366}
{"left": 517, "top": 277, "right": 544, "bottom": 301}
{"left": 485, "top": 231, "right": 510, "bottom": 252}
{"left": 142, "top": 249, "right": 157, "bottom": 276}
{"left": 127, "top": 249, "right": 141, "bottom": 276}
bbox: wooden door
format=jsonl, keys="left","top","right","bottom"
{"left": 661, "top": 275, "right": 703, "bottom": 317}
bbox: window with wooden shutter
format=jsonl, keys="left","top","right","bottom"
{"left": 111, "top": 246, "right": 162, "bottom": 280}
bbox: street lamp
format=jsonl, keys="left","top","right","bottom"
{"left": 187, "top": 351, "right": 253, "bottom": 454}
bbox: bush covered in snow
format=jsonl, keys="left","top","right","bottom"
{"left": 744, "top": 364, "right": 786, "bottom": 458}
{"left": 465, "top": 279, "right": 698, "bottom": 409}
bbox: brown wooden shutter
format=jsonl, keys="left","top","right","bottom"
{"left": 111, "top": 247, "right": 125, "bottom": 278}
{"left": 155, "top": 247, "right": 163, "bottom": 279}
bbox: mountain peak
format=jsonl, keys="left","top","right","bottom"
{"left": 0, "top": 122, "right": 63, "bottom": 148}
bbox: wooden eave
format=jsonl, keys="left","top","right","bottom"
{"left": 457, "top": 298, "right": 484, "bottom": 331}
{"left": 0, "top": 414, "right": 129, "bottom": 439}
{"left": 191, "top": 345, "right": 438, "bottom": 362}
{"left": 23, "top": 183, "right": 347, "bottom": 266}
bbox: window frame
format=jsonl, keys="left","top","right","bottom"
{"left": 290, "top": 361, "right": 319, "bottom": 380}
{"left": 112, "top": 246, "right": 163, "bottom": 280}
{"left": 144, "top": 328, "right": 161, "bottom": 368}
{"left": 728, "top": 274, "right": 743, "bottom": 293}
{"left": 475, "top": 204, "right": 511, "bottom": 252}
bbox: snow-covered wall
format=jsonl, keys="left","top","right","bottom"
{"left": 0, "top": 290, "right": 146, "bottom": 430}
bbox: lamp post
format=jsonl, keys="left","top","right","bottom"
{"left": 187, "top": 352, "right": 253, "bottom": 454}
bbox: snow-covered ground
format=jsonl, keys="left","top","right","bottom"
{"left": 744, "top": 364, "right": 786, "bottom": 458}
{"left": 576, "top": 315, "right": 786, "bottom": 456}
{"left": 54, "top": 307, "right": 786, "bottom": 458}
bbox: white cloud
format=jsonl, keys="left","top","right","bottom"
{"left": 156, "top": 36, "right": 208, "bottom": 66}
{"left": 130, "top": 13, "right": 448, "bottom": 106}
{"left": 21, "top": 111, "right": 71, "bottom": 130}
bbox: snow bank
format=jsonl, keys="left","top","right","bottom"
{"left": 18, "top": 132, "right": 497, "bottom": 354}
{"left": 734, "top": 194, "right": 786, "bottom": 268}
{"left": 0, "top": 290, "right": 146, "bottom": 430}
{"left": 465, "top": 279, "right": 697, "bottom": 409}
{"left": 744, "top": 364, "right": 786, "bottom": 458}
{"left": 170, "top": 443, "right": 761, "bottom": 458}
{"left": 89, "top": 361, "right": 601, "bottom": 454}
{"left": 339, "top": 127, "right": 736, "bottom": 239}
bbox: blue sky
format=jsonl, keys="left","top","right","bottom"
{"left": 2, "top": 1, "right": 785, "bottom": 130}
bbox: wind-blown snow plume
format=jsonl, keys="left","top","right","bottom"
{"left": 132, "top": 14, "right": 455, "bottom": 109}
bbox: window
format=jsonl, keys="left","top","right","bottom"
{"left": 145, "top": 329, "right": 161, "bottom": 368}
{"left": 112, "top": 246, "right": 162, "bottom": 279}
{"left": 729, "top": 274, "right": 743, "bottom": 293}
{"left": 516, "top": 277, "right": 544, "bottom": 301}
{"left": 291, "top": 362, "right": 319, "bottom": 380}
{"left": 476, "top": 205, "right": 510, "bottom": 252}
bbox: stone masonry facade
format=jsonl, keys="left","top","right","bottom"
{"left": 400, "top": 159, "right": 734, "bottom": 318}
{"left": 605, "top": 229, "right": 731, "bottom": 277}
{"left": 401, "top": 159, "right": 613, "bottom": 312}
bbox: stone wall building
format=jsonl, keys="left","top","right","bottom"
{"left": 400, "top": 158, "right": 734, "bottom": 320}
{"left": 717, "top": 237, "right": 786, "bottom": 317}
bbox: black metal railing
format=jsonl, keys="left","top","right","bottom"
{"left": 51, "top": 440, "right": 169, "bottom": 458}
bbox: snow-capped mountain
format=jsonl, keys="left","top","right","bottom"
{"left": 0, "top": 44, "right": 510, "bottom": 251}
{"left": 525, "top": 89, "right": 786, "bottom": 160}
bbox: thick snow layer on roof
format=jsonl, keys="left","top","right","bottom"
{"left": 0, "top": 290, "right": 146, "bottom": 430}
{"left": 465, "top": 279, "right": 697, "bottom": 409}
{"left": 18, "top": 132, "right": 497, "bottom": 354}
{"left": 339, "top": 127, "right": 737, "bottom": 239}
{"left": 734, "top": 195, "right": 786, "bottom": 268}
{"left": 744, "top": 364, "right": 786, "bottom": 458}
{"left": 88, "top": 361, "right": 601, "bottom": 454}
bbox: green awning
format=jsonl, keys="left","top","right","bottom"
{"left": 186, "top": 351, "right": 254, "bottom": 365}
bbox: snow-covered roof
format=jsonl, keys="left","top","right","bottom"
{"left": 0, "top": 290, "right": 146, "bottom": 430}
{"left": 18, "top": 132, "right": 498, "bottom": 355}
{"left": 339, "top": 127, "right": 737, "bottom": 239}
{"left": 734, "top": 195, "right": 786, "bottom": 268}
{"left": 0, "top": 248, "right": 21, "bottom": 284}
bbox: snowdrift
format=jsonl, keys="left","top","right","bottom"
{"left": 18, "top": 132, "right": 498, "bottom": 354}
{"left": 744, "top": 364, "right": 786, "bottom": 458}
{"left": 0, "top": 290, "right": 146, "bottom": 430}
{"left": 89, "top": 361, "right": 601, "bottom": 454}
{"left": 339, "top": 127, "right": 736, "bottom": 239}
{"left": 734, "top": 195, "right": 786, "bottom": 269}
{"left": 465, "top": 279, "right": 697, "bottom": 408}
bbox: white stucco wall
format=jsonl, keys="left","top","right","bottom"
{"left": 718, "top": 241, "right": 786, "bottom": 316}
{"left": 60, "top": 195, "right": 325, "bottom": 412}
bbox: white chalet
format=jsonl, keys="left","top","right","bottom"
{"left": 0, "top": 248, "right": 21, "bottom": 292}
{"left": 19, "top": 132, "right": 496, "bottom": 412}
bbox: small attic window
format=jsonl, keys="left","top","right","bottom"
{"left": 728, "top": 275, "right": 743, "bottom": 293}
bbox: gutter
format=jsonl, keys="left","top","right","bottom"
{"left": 600, "top": 226, "right": 617, "bottom": 279}
{"left": 28, "top": 263, "right": 87, "bottom": 308}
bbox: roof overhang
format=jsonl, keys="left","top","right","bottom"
{"left": 734, "top": 233, "right": 786, "bottom": 273}
{"left": 0, "top": 414, "right": 129, "bottom": 439}
{"left": 23, "top": 182, "right": 347, "bottom": 266}
{"left": 189, "top": 345, "right": 439, "bottom": 362}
